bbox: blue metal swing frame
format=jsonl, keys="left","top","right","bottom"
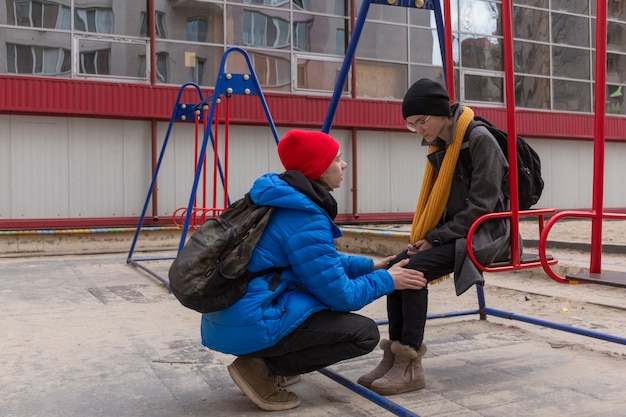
{"left": 126, "top": 47, "right": 280, "bottom": 285}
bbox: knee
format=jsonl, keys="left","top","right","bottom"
{"left": 360, "top": 318, "right": 381, "bottom": 352}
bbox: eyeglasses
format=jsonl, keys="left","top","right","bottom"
{"left": 406, "top": 115, "right": 431, "bottom": 132}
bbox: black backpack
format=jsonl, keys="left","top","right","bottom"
{"left": 461, "top": 115, "right": 544, "bottom": 210}
{"left": 168, "top": 193, "right": 283, "bottom": 313}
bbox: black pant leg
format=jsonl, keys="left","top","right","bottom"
{"left": 248, "top": 310, "right": 380, "bottom": 376}
{"left": 386, "top": 243, "right": 456, "bottom": 350}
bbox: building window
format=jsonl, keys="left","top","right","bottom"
{"left": 75, "top": 8, "right": 113, "bottom": 34}
{"left": 8, "top": 0, "right": 70, "bottom": 29}
{"left": 187, "top": 17, "right": 207, "bottom": 43}
{"left": 243, "top": 11, "right": 290, "bottom": 48}
{"left": 251, "top": 53, "right": 290, "bottom": 87}
{"left": 156, "top": 52, "right": 168, "bottom": 82}
{"left": 293, "top": 20, "right": 311, "bottom": 51}
{"left": 80, "top": 49, "right": 110, "bottom": 75}
{"left": 140, "top": 11, "right": 167, "bottom": 38}
{"left": 191, "top": 58, "right": 205, "bottom": 85}
{"left": 7, "top": 43, "right": 70, "bottom": 75}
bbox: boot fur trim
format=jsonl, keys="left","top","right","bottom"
{"left": 392, "top": 342, "right": 427, "bottom": 360}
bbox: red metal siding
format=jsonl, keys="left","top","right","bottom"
{"left": 2, "top": 75, "right": 626, "bottom": 140}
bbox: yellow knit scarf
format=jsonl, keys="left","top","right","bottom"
{"left": 409, "top": 106, "right": 474, "bottom": 282}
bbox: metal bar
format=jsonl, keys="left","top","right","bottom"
{"left": 317, "top": 368, "right": 421, "bottom": 417}
{"left": 128, "top": 259, "right": 170, "bottom": 287}
{"left": 322, "top": 0, "right": 371, "bottom": 133}
{"left": 501, "top": 0, "right": 521, "bottom": 265}
{"left": 127, "top": 82, "right": 204, "bottom": 261}
{"left": 483, "top": 307, "right": 626, "bottom": 345}
{"left": 590, "top": 1, "right": 608, "bottom": 273}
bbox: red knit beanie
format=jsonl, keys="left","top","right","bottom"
{"left": 277, "top": 130, "right": 339, "bottom": 180}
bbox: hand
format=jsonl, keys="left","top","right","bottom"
{"left": 387, "top": 258, "right": 427, "bottom": 290}
{"left": 407, "top": 239, "right": 433, "bottom": 256}
{"left": 374, "top": 255, "right": 397, "bottom": 270}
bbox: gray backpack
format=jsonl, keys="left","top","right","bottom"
{"left": 168, "top": 193, "right": 282, "bottom": 313}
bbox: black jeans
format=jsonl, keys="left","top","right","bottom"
{"left": 247, "top": 310, "right": 380, "bottom": 376}
{"left": 387, "top": 243, "right": 456, "bottom": 351}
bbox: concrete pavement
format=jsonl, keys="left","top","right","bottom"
{"left": 2, "top": 243, "right": 626, "bottom": 416}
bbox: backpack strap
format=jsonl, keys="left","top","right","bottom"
{"left": 459, "top": 119, "right": 481, "bottom": 178}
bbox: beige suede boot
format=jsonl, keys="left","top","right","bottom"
{"left": 369, "top": 342, "right": 427, "bottom": 396}
{"left": 227, "top": 357, "right": 300, "bottom": 411}
{"left": 356, "top": 339, "right": 394, "bottom": 389}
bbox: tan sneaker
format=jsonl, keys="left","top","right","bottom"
{"left": 227, "top": 357, "right": 300, "bottom": 411}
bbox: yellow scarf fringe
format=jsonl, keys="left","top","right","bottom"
{"left": 409, "top": 106, "right": 474, "bottom": 284}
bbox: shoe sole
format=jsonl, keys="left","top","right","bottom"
{"left": 369, "top": 382, "right": 425, "bottom": 396}
{"left": 227, "top": 363, "right": 300, "bottom": 411}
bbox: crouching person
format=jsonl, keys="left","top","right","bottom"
{"left": 200, "top": 129, "right": 427, "bottom": 411}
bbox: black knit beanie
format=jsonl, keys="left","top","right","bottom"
{"left": 402, "top": 78, "right": 451, "bottom": 119}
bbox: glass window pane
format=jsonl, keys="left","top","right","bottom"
{"left": 551, "top": 13, "right": 589, "bottom": 47}
{"left": 463, "top": 73, "right": 503, "bottom": 103}
{"left": 409, "top": 66, "right": 446, "bottom": 88}
{"left": 515, "top": 0, "right": 548, "bottom": 7}
{"left": 78, "top": 38, "right": 149, "bottom": 80}
{"left": 249, "top": 51, "right": 291, "bottom": 90}
{"left": 358, "top": 22, "right": 408, "bottom": 61}
{"left": 607, "top": 53, "right": 626, "bottom": 85}
{"left": 552, "top": 46, "right": 590, "bottom": 79}
{"left": 607, "top": 84, "right": 625, "bottom": 115}
{"left": 409, "top": 6, "right": 434, "bottom": 26}
{"left": 157, "top": 42, "right": 222, "bottom": 87}
{"left": 513, "top": 6, "right": 549, "bottom": 42}
{"left": 366, "top": 1, "right": 407, "bottom": 23}
{"left": 609, "top": 1, "right": 626, "bottom": 22}
{"left": 1, "top": 27, "right": 71, "bottom": 76}
{"left": 552, "top": 0, "right": 589, "bottom": 15}
{"left": 75, "top": 0, "right": 146, "bottom": 36}
{"left": 514, "top": 41, "right": 550, "bottom": 76}
{"left": 296, "top": 57, "right": 345, "bottom": 92}
{"left": 293, "top": 13, "right": 348, "bottom": 55}
{"left": 553, "top": 79, "right": 591, "bottom": 112}
{"left": 158, "top": 4, "right": 223, "bottom": 43}
{"left": 355, "top": 60, "right": 407, "bottom": 99}
{"left": 607, "top": 21, "right": 626, "bottom": 53}
{"left": 515, "top": 75, "right": 550, "bottom": 109}
{"left": 461, "top": 36, "right": 503, "bottom": 71}
{"left": 409, "top": 27, "right": 441, "bottom": 64}
{"left": 458, "top": 1, "right": 501, "bottom": 37}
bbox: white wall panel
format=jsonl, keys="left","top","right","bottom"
{"left": 68, "top": 119, "right": 126, "bottom": 217}
{"left": 326, "top": 129, "right": 353, "bottom": 214}
{"left": 0, "top": 115, "right": 10, "bottom": 219}
{"left": 4, "top": 114, "right": 626, "bottom": 224}
{"left": 153, "top": 121, "right": 198, "bottom": 219}
{"left": 10, "top": 116, "right": 69, "bottom": 219}
{"left": 356, "top": 131, "right": 426, "bottom": 215}
{"left": 121, "top": 120, "right": 152, "bottom": 217}
{"left": 601, "top": 141, "right": 626, "bottom": 208}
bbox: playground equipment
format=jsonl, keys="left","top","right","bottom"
{"left": 320, "top": 0, "right": 626, "bottom": 415}
{"left": 126, "top": 47, "right": 280, "bottom": 285}
{"left": 127, "top": 2, "right": 626, "bottom": 416}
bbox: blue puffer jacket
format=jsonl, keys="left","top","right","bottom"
{"left": 200, "top": 173, "right": 395, "bottom": 355}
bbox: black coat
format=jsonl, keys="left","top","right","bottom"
{"left": 423, "top": 104, "right": 513, "bottom": 295}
